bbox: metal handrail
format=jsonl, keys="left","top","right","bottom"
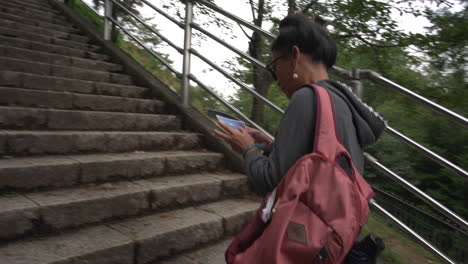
{"left": 373, "top": 186, "right": 468, "bottom": 234}
{"left": 110, "top": 0, "right": 183, "bottom": 53}
{"left": 107, "top": 16, "right": 181, "bottom": 77}
{"left": 189, "top": 48, "right": 285, "bottom": 114}
{"left": 140, "top": 0, "right": 184, "bottom": 29}
{"left": 370, "top": 199, "right": 456, "bottom": 264}
{"left": 364, "top": 71, "right": 468, "bottom": 128}
{"left": 191, "top": 22, "right": 266, "bottom": 69}
{"left": 365, "top": 153, "right": 468, "bottom": 230}
{"left": 71, "top": 1, "right": 467, "bottom": 262}
{"left": 189, "top": 74, "right": 273, "bottom": 140}
{"left": 195, "top": 0, "right": 276, "bottom": 41}
{"left": 386, "top": 126, "right": 467, "bottom": 179}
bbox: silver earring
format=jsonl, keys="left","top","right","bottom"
{"left": 293, "top": 73, "right": 299, "bottom": 79}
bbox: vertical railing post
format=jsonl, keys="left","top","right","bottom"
{"left": 104, "top": 0, "right": 113, "bottom": 40}
{"left": 182, "top": 0, "right": 194, "bottom": 106}
{"left": 351, "top": 69, "right": 363, "bottom": 99}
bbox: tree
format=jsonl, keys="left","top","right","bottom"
{"left": 90, "top": 0, "right": 144, "bottom": 42}
{"left": 246, "top": 0, "right": 275, "bottom": 125}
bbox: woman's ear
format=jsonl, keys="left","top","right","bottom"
{"left": 291, "top": 45, "right": 301, "bottom": 69}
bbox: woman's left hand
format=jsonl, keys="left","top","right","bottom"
{"left": 214, "top": 121, "right": 255, "bottom": 153}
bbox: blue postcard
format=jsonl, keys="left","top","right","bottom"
{"left": 216, "top": 115, "right": 245, "bottom": 131}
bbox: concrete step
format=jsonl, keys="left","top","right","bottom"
{"left": 0, "top": 87, "right": 162, "bottom": 114}
{"left": 0, "top": 199, "right": 257, "bottom": 264}
{"left": 0, "top": 26, "right": 100, "bottom": 51}
{"left": 10, "top": 0, "right": 53, "bottom": 6}
{"left": 0, "top": 57, "right": 132, "bottom": 84}
{"left": 0, "top": 35, "right": 109, "bottom": 61}
{"left": 0, "top": 106, "right": 180, "bottom": 131}
{"left": 0, "top": 71, "right": 148, "bottom": 98}
{"left": 0, "top": 173, "right": 249, "bottom": 240}
{"left": 0, "top": 130, "right": 204, "bottom": 156}
{"left": 0, "top": 151, "right": 225, "bottom": 190}
{"left": 0, "top": 11, "right": 80, "bottom": 34}
{"left": 0, "top": 4, "right": 70, "bottom": 25}
{"left": 0, "top": 45, "right": 122, "bottom": 72}
{"left": 0, "top": 0, "right": 61, "bottom": 15}
{"left": 0, "top": 18, "right": 90, "bottom": 43}
{"left": 160, "top": 238, "right": 233, "bottom": 264}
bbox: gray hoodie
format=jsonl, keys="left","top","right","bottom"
{"left": 244, "top": 80, "right": 387, "bottom": 196}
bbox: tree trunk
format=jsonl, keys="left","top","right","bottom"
{"left": 249, "top": 0, "right": 271, "bottom": 125}
{"left": 111, "top": 3, "right": 119, "bottom": 43}
{"left": 287, "top": 0, "right": 297, "bottom": 14}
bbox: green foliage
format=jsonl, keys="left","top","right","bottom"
{"left": 363, "top": 213, "right": 443, "bottom": 264}
{"left": 67, "top": 0, "right": 104, "bottom": 30}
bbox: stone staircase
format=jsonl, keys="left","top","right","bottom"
{"left": 0, "top": 0, "right": 258, "bottom": 263}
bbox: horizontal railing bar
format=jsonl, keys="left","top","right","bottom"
{"left": 110, "top": 0, "right": 183, "bottom": 53}
{"left": 366, "top": 71, "right": 468, "bottom": 129}
{"left": 108, "top": 16, "right": 181, "bottom": 77}
{"left": 373, "top": 186, "right": 468, "bottom": 234}
{"left": 140, "top": 0, "right": 184, "bottom": 29}
{"left": 370, "top": 199, "right": 455, "bottom": 264}
{"left": 386, "top": 126, "right": 467, "bottom": 179}
{"left": 364, "top": 153, "right": 468, "bottom": 230}
{"left": 191, "top": 22, "right": 266, "bottom": 70}
{"left": 188, "top": 74, "right": 273, "bottom": 140}
{"left": 195, "top": 0, "right": 275, "bottom": 41}
{"left": 330, "top": 66, "right": 352, "bottom": 79}
{"left": 189, "top": 48, "right": 285, "bottom": 115}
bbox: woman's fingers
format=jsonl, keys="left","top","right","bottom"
{"left": 214, "top": 129, "right": 232, "bottom": 141}
{"left": 238, "top": 125, "right": 247, "bottom": 134}
{"left": 216, "top": 121, "right": 238, "bottom": 135}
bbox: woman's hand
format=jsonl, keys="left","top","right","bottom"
{"left": 245, "top": 126, "right": 273, "bottom": 151}
{"left": 214, "top": 121, "right": 255, "bottom": 154}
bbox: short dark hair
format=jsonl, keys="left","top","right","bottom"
{"left": 271, "top": 14, "right": 337, "bottom": 69}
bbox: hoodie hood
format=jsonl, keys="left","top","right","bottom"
{"left": 317, "top": 79, "right": 387, "bottom": 147}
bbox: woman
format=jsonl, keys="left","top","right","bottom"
{"left": 215, "top": 14, "right": 386, "bottom": 197}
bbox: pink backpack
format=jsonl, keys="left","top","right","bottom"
{"left": 225, "top": 84, "right": 375, "bottom": 264}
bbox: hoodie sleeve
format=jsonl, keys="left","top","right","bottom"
{"left": 244, "top": 87, "right": 316, "bottom": 196}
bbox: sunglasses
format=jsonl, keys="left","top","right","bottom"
{"left": 265, "top": 54, "right": 286, "bottom": 80}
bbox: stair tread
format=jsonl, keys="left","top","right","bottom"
{"left": 0, "top": 105, "right": 174, "bottom": 117}
{"left": 0, "top": 173, "right": 247, "bottom": 234}
{"left": 0, "top": 45, "right": 122, "bottom": 71}
{"left": 0, "top": 149, "right": 220, "bottom": 167}
{"left": 0, "top": 87, "right": 163, "bottom": 114}
{"left": 0, "top": 11, "right": 80, "bottom": 34}
{"left": 0, "top": 0, "right": 62, "bottom": 14}
{"left": 0, "top": 4, "right": 70, "bottom": 24}
{"left": 0, "top": 18, "right": 88, "bottom": 43}
{"left": 0, "top": 198, "right": 257, "bottom": 264}
{"left": 0, "top": 150, "right": 225, "bottom": 190}
{"left": 0, "top": 130, "right": 200, "bottom": 155}
{"left": 160, "top": 238, "right": 233, "bottom": 264}
{"left": 0, "top": 57, "right": 132, "bottom": 84}
{"left": 0, "top": 86, "right": 156, "bottom": 102}
{"left": 0, "top": 35, "right": 108, "bottom": 60}
{"left": 0, "top": 105, "right": 181, "bottom": 131}
{"left": 0, "top": 225, "right": 135, "bottom": 264}
{"left": 0, "top": 71, "right": 148, "bottom": 98}
{"left": 0, "top": 26, "right": 100, "bottom": 51}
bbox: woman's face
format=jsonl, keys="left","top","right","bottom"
{"left": 268, "top": 51, "right": 294, "bottom": 98}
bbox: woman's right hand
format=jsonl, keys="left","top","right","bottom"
{"left": 245, "top": 127, "right": 273, "bottom": 150}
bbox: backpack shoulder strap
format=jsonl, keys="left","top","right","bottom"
{"left": 307, "top": 83, "right": 347, "bottom": 160}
